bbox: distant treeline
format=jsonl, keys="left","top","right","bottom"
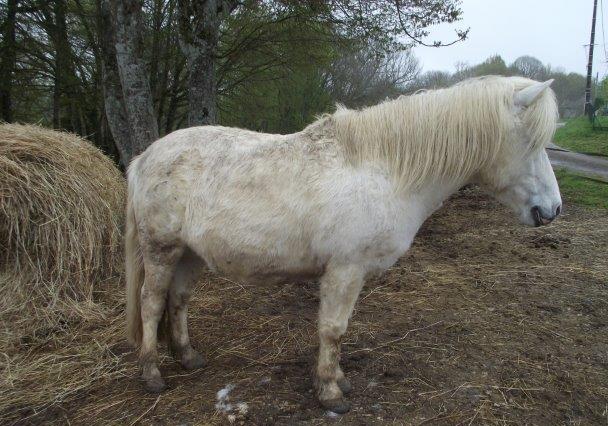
{"left": 409, "top": 55, "right": 589, "bottom": 120}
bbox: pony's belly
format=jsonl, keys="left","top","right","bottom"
{"left": 212, "top": 259, "right": 324, "bottom": 285}
{"left": 199, "top": 245, "right": 325, "bottom": 284}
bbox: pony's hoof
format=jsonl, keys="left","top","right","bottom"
{"left": 320, "top": 397, "right": 351, "bottom": 414}
{"left": 337, "top": 378, "right": 352, "bottom": 395}
{"left": 143, "top": 377, "right": 166, "bottom": 393}
{"left": 181, "top": 351, "right": 206, "bottom": 370}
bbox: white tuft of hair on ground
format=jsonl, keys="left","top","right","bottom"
{"left": 215, "top": 383, "right": 235, "bottom": 413}
{"left": 215, "top": 384, "right": 249, "bottom": 420}
{"left": 326, "top": 410, "right": 341, "bottom": 418}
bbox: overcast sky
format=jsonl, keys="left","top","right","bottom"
{"left": 413, "top": 0, "right": 607, "bottom": 77}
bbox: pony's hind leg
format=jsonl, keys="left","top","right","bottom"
{"left": 168, "top": 249, "right": 205, "bottom": 370}
{"left": 139, "top": 243, "right": 184, "bottom": 393}
{"left": 316, "top": 264, "right": 365, "bottom": 414}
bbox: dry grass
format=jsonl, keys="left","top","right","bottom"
{"left": 0, "top": 124, "right": 126, "bottom": 423}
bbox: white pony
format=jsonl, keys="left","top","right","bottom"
{"left": 125, "top": 76, "right": 561, "bottom": 413}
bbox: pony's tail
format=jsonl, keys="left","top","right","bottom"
{"left": 125, "top": 158, "right": 144, "bottom": 347}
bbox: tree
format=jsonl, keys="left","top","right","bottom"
{"left": 0, "top": 0, "right": 18, "bottom": 122}
{"left": 98, "top": 0, "right": 134, "bottom": 166}
{"left": 550, "top": 71, "right": 586, "bottom": 118}
{"left": 218, "top": 8, "right": 422, "bottom": 133}
{"left": 178, "top": 0, "right": 239, "bottom": 126}
{"left": 451, "top": 61, "right": 473, "bottom": 83}
{"left": 218, "top": 4, "right": 337, "bottom": 133}
{"left": 471, "top": 55, "right": 509, "bottom": 76}
{"left": 175, "top": 0, "right": 466, "bottom": 129}
{"left": 325, "top": 46, "right": 420, "bottom": 108}
{"left": 511, "top": 55, "right": 547, "bottom": 80}
{"left": 408, "top": 70, "right": 452, "bottom": 91}
{"left": 42, "top": 0, "right": 85, "bottom": 131}
{"left": 109, "top": 0, "right": 158, "bottom": 159}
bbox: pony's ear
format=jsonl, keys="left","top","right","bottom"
{"left": 514, "top": 79, "right": 554, "bottom": 107}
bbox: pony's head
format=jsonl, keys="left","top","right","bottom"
{"left": 331, "top": 75, "right": 562, "bottom": 226}
{"left": 476, "top": 78, "right": 561, "bottom": 227}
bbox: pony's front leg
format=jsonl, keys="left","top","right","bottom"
{"left": 316, "top": 265, "right": 365, "bottom": 413}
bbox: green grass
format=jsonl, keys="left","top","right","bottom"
{"left": 553, "top": 117, "right": 608, "bottom": 156}
{"left": 555, "top": 169, "right": 608, "bottom": 209}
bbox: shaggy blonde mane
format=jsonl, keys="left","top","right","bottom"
{"left": 329, "top": 76, "right": 558, "bottom": 190}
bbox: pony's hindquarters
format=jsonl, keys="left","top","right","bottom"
{"left": 124, "top": 151, "right": 207, "bottom": 392}
{"left": 125, "top": 159, "right": 144, "bottom": 346}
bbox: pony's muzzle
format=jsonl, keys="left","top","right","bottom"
{"left": 531, "top": 205, "right": 560, "bottom": 227}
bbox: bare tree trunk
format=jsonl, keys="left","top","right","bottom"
{"left": 187, "top": 50, "right": 217, "bottom": 126}
{"left": 164, "top": 58, "right": 184, "bottom": 133}
{"left": 46, "top": 0, "right": 84, "bottom": 132}
{"left": 52, "top": 70, "right": 61, "bottom": 128}
{"left": 52, "top": 0, "right": 70, "bottom": 129}
{"left": 73, "top": 0, "right": 103, "bottom": 145}
{"left": 177, "top": 0, "right": 237, "bottom": 126}
{"left": 149, "top": 0, "right": 164, "bottom": 102}
{"left": 58, "top": 0, "right": 72, "bottom": 128}
{"left": 110, "top": 0, "right": 158, "bottom": 157}
{"left": 98, "top": 0, "right": 134, "bottom": 167}
{"left": 0, "top": 0, "right": 18, "bottom": 123}
{"left": 153, "top": 0, "right": 177, "bottom": 132}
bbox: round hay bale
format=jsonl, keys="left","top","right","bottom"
{"left": 0, "top": 124, "right": 126, "bottom": 329}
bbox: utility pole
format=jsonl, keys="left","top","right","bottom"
{"left": 584, "top": 0, "right": 599, "bottom": 118}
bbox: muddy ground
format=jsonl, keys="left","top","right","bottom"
{"left": 7, "top": 188, "right": 608, "bottom": 425}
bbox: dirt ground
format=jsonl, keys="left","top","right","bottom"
{"left": 5, "top": 187, "right": 608, "bottom": 425}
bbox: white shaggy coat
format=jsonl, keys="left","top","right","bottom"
{"left": 125, "top": 76, "right": 561, "bottom": 412}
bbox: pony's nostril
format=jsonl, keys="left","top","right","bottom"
{"left": 555, "top": 205, "right": 561, "bottom": 216}
{"left": 531, "top": 206, "right": 542, "bottom": 227}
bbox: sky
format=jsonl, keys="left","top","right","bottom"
{"left": 413, "top": 0, "right": 608, "bottom": 77}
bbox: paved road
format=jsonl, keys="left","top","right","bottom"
{"left": 547, "top": 145, "right": 608, "bottom": 182}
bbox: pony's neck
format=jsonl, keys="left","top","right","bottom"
{"left": 400, "top": 176, "right": 468, "bottom": 222}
